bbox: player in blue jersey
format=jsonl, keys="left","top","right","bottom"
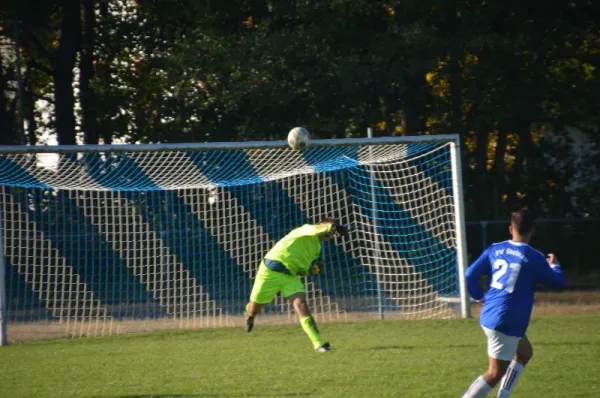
{"left": 461, "top": 209, "right": 565, "bottom": 398}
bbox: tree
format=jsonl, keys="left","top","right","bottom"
{"left": 1, "top": 0, "right": 599, "bottom": 219}
{"left": 80, "top": 0, "right": 97, "bottom": 144}
{"left": 54, "top": 0, "right": 80, "bottom": 145}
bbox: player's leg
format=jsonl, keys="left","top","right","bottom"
{"left": 463, "top": 357, "right": 511, "bottom": 398}
{"left": 463, "top": 327, "right": 519, "bottom": 398}
{"left": 245, "top": 262, "right": 279, "bottom": 332}
{"left": 246, "top": 301, "right": 265, "bottom": 318}
{"left": 463, "top": 358, "right": 511, "bottom": 398}
{"left": 284, "top": 280, "right": 328, "bottom": 352}
{"left": 497, "top": 335, "right": 532, "bottom": 397}
{"left": 289, "top": 292, "right": 328, "bottom": 352}
{"left": 515, "top": 334, "right": 533, "bottom": 365}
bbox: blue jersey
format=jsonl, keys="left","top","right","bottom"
{"left": 465, "top": 240, "right": 565, "bottom": 337}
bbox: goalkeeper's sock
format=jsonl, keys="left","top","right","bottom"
{"left": 497, "top": 360, "right": 524, "bottom": 397}
{"left": 299, "top": 316, "right": 325, "bottom": 349}
{"left": 462, "top": 375, "right": 492, "bottom": 398}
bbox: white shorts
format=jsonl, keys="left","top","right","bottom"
{"left": 482, "top": 326, "right": 520, "bottom": 361}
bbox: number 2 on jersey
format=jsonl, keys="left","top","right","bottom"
{"left": 491, "top": 259, "right": 522, "bottom": 293}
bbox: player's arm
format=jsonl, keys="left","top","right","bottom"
{"left": 305, "top": 221, "right": 349, "bottom": 238}
{"left": 464, "top": 248, "right": 491, "bottom": 301}
{"left": 297, "top": 223, "right": 333, "bottom": 240}
{"left": 535, "top": 253, "right": 565, "bottom": 288}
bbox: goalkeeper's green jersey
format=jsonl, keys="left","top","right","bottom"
{"left": 264, "top": 223, "right": 333, "bottom": 276}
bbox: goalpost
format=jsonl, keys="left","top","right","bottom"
{"left": 0, "top": 135, "right": 469, "bottom": 345}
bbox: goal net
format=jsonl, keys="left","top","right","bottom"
{"left": 0, "top": 136, "right": 468, "bottom": 343}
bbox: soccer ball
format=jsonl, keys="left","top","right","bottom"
{"left": 287, "top": 127, "right": 310, "bottom": 151}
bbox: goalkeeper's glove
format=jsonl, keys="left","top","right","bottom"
{"left": 332, "top": 223, "right": 349, "bottom": 238}
{"left": 310, "top": 263, "right": 320, "bottom": 276}
{"left": 312, "top": 259, "right": 324, "bottom": 275}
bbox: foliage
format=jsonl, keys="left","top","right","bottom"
{"left": 0, "top": 0, "right": 599, "bottom": 218}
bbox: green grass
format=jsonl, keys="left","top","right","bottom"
{"left": 1, "top": 316, "right": 599, "bottom": 397}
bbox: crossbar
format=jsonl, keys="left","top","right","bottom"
{"left": 0, "top": 135, "right": 459, "bottom": 154}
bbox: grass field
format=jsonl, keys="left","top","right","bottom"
{"left": 1, "top": 310, "right": 599, "bottom": 398}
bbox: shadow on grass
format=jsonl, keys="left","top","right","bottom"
{"left": 109, "top": 393, "right": 313, "bottom": 397}
{"left": 105, "top": 395, "right": 214, "bottom": 398}
{"left": 370, "top": 340, "right": 598, "bottom": 352}
{"left": 370, "top": 343, "right": 478, "bottom": 351}
{"left": 534, "top": 340, "right": 599, "bottom": 347}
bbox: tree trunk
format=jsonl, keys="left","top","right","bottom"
{"left": 80, "top": 0, "right": 98, "bottom": 144}
{"left": 490, "top": 129, "right": 508, "bottom": 218}
{"left": 0, "top": 58, "right": 18, "bottom": 145}
{"left": 24, "top": 76, "right": 38, "bottom": 145}
{"left": 474, "top": 131, "right": 490, "bottom": 218}
{"left": 448, "top": 59, "right": 463, "bottom": 136}
{"left": 96, "top": 0, "right": 112, "bottom": 145}
{"left": 54, "top": 0, "right": 81, "bottom": 145}
{"left": 506, "top": 130, "right": 533, "bottom": 210}
{"left": 402, "top": 74, "right": 427, "bottom": 135}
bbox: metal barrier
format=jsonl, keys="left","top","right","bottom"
{"left": 465, "top": 218, "right": 600, "bottom": 287}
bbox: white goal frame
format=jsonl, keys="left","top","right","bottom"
{"left": 0, "top": 135, "right": 470, "bottom": 346}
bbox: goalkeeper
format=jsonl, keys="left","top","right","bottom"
{"left": 244, "top": 218, "right": 349, "bottom": 353}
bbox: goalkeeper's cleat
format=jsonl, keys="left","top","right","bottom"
{"left": 245, "top": 316, "right": 255, "bottom": 333}
{"left": 315, "top": 342, "right": 331, "bottom": 353}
